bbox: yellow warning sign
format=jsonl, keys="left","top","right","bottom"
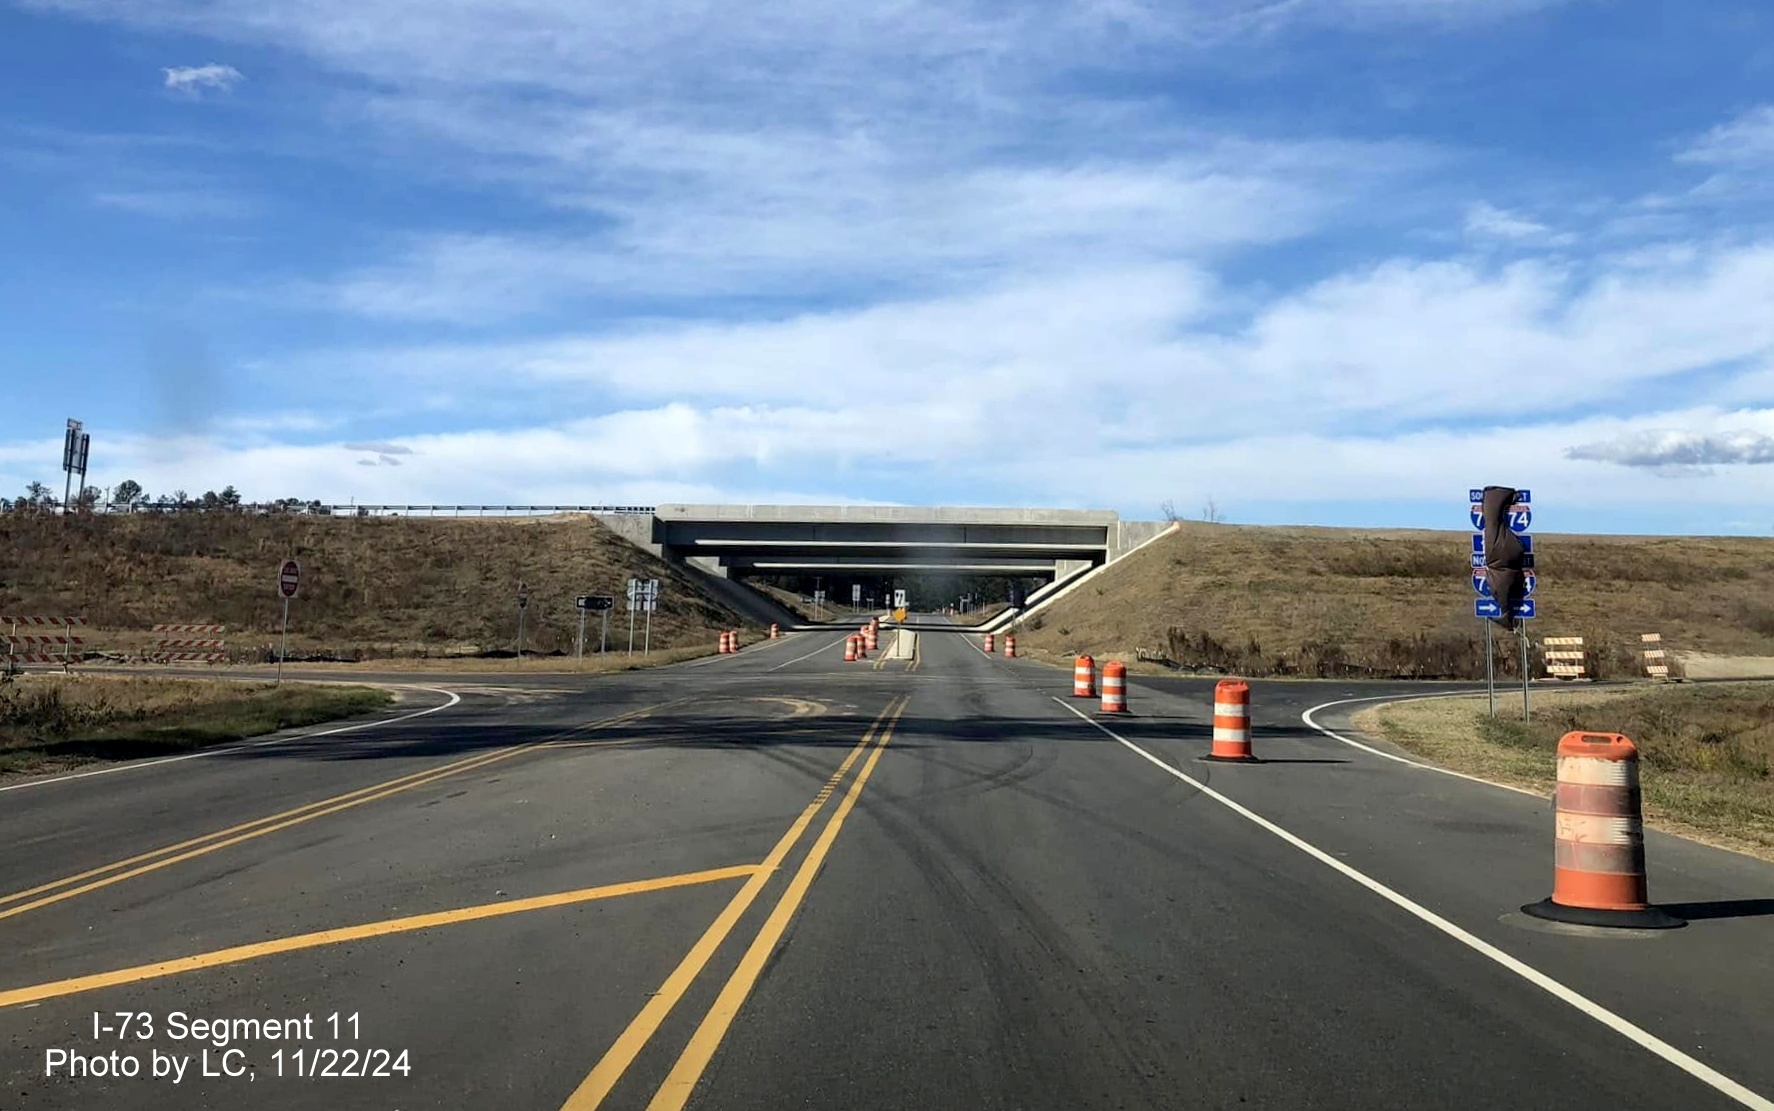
{"left": 893, "top": 608, "right": 907, "bottom": 622}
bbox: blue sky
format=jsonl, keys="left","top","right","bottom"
{"left": 2, "top": 0, "right": 1772, "bottom": 533}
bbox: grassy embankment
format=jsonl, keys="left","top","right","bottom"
{"left": 0, "top": 674, "right": 392, "bottom": 777}
{"left": 0, "top": 512, "right": 748, "bottom": 664}
{"left": 1014, "top": 522, "right": 1774, "bottom": 680}
{"left": 1356, "top": 683, "right": 1774, "bottom": 859}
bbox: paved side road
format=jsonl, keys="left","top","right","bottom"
{"left": 0, "top": 620, "right": 1770, "bottom": 1110}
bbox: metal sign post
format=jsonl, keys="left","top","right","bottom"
{"left": 642, "top": 579, "right": 660, "bottom": 655}
{"left": 1470, "top": 488, "right": 1535, "bottom": 720}
{"left": 516, "top": 581, "right": 529, "bottom": 660}
{"left": 277, "top": 559, "right": 301, "bottom": 685}
{"left": 626, "top": 579, "right": 638, "bottom": 655}
{"left": 577, "top": 604, "right": 587, "bottom": 661}
{"left": 61, "top": 419, "right": 90, "bottom": 516}
{"left": 576, "top": 595, "right": 616, "bottom": 660}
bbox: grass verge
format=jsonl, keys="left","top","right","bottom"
{"left": 1354, "top": 682, "right": 1774, "bottom": 860}
{"left": 0, "top": 675, "right": 393, "bottom": 778}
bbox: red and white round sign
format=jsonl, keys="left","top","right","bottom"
{"left": 278, "top": 559, "right": 301, "bottom": 599}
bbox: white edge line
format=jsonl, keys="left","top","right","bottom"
{"left": 1051, "top": 696, "right": 1774, "bottom": 1111}
{"left": 0, "top": 687, "right": 464, "bottom": 794}
{"left": 766, "top": 634, "right": 851, "bottom": 673}
{"left": 1301, "top": 692, "right": 1545, "bottom": 798}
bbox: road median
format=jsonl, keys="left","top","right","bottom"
{"left": 1353, "top": 681, "right": 1774, "bottom": 861}
{"left": 0, "top": 674, "right": 392, "bottom": 778}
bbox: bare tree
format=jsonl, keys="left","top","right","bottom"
{"left": 1200, "top": 496, "right": 1226, "bottom": 524}
{"left": 1160, "top": 499, "right": 1180, "bottom": 523}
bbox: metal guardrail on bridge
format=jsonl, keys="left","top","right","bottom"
{"left": 78, "top": 504, "right": 657, "bottom": 518}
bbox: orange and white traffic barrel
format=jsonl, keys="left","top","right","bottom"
{"left": 769, "top": 623, "right": 779, "bottom": 639}
{"left": 1003, "top": 634, "right": 1016, "bottom": 658}
{"left": 1204, "top": 679, "right": 1255, "bottom": 762}
{"left": 855, "top": 633, "right": 868, "bottom": 658}
{"left": 1073, "top": 656, "right": 1096, "bottom": 698}
{"left": 718, "top": 632, "right": 732, "bottom": 654}
{"left": 983, "top": 632, "right": 996, "bottom": 654}
{"left": 843, "top": 635, "right": 858, "bottom": 662}
{"left": 864, "top": 625, "right": 878, "bottom": 652}
{"left": 1100, "top": 661, "right": 1127, "bottom": 713}
{"left": 1523, "top": 733, "right": 1683, "bottom": 928}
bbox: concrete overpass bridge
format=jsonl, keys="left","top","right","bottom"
{"left": 605, "top": 505, "right": 1168, "bottom": 582}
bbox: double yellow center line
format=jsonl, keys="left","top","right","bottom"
{"left": 561, "top": 693, "right": 910, "bottom": 1111}
{"left": 0, "top": 701, "right": 667, "bottom": 924}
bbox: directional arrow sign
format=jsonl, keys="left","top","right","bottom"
{"left": 1476, "top": 597, "right": 1536, "bottom": 620}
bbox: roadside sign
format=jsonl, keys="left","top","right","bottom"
{"left": 517, "top": 582, "right": 530, "bottom": 609}
{"left": 577, "top": 595, "right": 615, "bottom": 611}
{"left": 893, "top": 607, "right": 907, "bottom": 622}
{"left": 893, "top": 589, "right": 907, "bottom": 608}
{"left": 1470, "top": 488, "right": 1529, "bottom": 503}
{"left": 851, "top": 584, "right": 862, "bottom": 604}
{"left": 1507, "top": 503, "right": 1531, "bottom": 534}
{"left": 278, "top": 559, "right": 301, "bottom": 599}
{"left": 1472, "top": 570, "right": 1536, "bottom": 598}
{"left": 1476, "top": 597, "right": 1535, "bottom": 620}
{"left": 1473, "top": 533, "right": 1533, "bottom": 557}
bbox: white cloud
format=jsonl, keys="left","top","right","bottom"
{"left": 1463, "top": 201, "right": 1573, "bottom": 246}
{"left": 1564, "top": 429, "right": 1774, "bottom": 470}
{"left": 161, "top": 63, "right": 244, "bottom": 96}
{"left": 1678, "top": 104, "right": 1774, "bottom": 168}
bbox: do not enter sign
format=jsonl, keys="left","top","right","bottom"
{"left": 278, "top": 559, "right": 301, "bottom": 599}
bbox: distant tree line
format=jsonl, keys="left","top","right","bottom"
{"left": 2, "top": 481, "right": 332, "bottom": 516}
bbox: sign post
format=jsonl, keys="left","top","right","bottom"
{"left": 516, "top": 581, "right": 529, "bottom": 661}
{"left": 276, "top": 559, "right": 301, "bottom": 685}
{"left": 852, "top": 583, "right": 861, "bottom": 611}
{"left": 642, "top": 579, "right": 660, "bottom": 655}
{"left": 1470, "top": 488, "right": 1535, "bottom": 720}
{"left": 626, "top": 579, "right": 639, "bottom": 655}
{"left": 61, "top": 419, "right": 90, "bottom": 517}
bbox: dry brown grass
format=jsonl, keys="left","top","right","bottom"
{"left": 0, "top": 673, "right": 391, "bottom": 777}
{"left": 1016, "top": 522, "right": 1774, "bottom": 679}
{"left": 0, "top": 513, "right": 749, "bottom": 661}
{"left": 1357, "top": 683, "right": 1774, "bottom": 859}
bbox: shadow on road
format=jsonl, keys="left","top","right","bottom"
{"left": 1659, "top": 899, "right": 1774, "bottom": 921}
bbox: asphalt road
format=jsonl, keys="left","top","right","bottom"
{"left": 3, "top": 617, "right": 1773, "bottom": 1110}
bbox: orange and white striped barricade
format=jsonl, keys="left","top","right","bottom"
{"left": 718, "top": 632, "right": 732, "bottom": 654}
{"left": 983, "top": 632, "right": 995, "bottom": 654}
{"left": 843, "top": 635, "right": 859, "bottom": 663}
{"left": 2, "top": 615, "right": 87, "bottom": 668}
{"left": 1203, "top": 679, "right": 1255, "bottom": 762}
{"left": 1003, "top": 634, "right": 1016, "bottom": 658}
{"left": 1543, "top": 636, "right": 1587, "bottom": 680}
{"left": 864, "top": 625, "right": 878, "bottom": 652}
{"left": 1100, "top": 661, "right": 1127, "bottom": 713}
{"left": 769, "top": 623, "right": 779, "bottom": 639}
{"left": 1073, "top": 655, "right": 1096, "bottom": 698}
{"left": 149, "top": 624, "right": 226, "bottom": 664}
{"left": 1522, "top": 732, "right": 1682, "bottom": 929}
{"left": 1641, "top": 634, "right": 1669, "bottom": 680}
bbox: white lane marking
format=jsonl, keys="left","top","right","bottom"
{"left": 1301, "top": 692, "right": 1544, "bottom": 798}
{"left": 1053, "top": 697, "right": 1774, "bottom": 1111}
{"left": 0, "top": 687, "right": 464, "bottom": 794}
{"left": 766, "top": 634, "right": 851, "bottom": 673}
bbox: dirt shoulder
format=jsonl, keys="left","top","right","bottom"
{"left": 0, "top": 673, "right": 393, "bottom": 778}
{"left": 1352, "top": 681, "right": 1774, "bottom": 861}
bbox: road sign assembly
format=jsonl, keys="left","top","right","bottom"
{"left": 1471, "top": 485, "right": 1536, "bottom": 720}
{"left": 276, "top": 559, "right": 300, "bottom": 683}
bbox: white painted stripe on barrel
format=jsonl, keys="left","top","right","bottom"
{"left": 1558, "top": 756, "right": 1633, "bottom": 787}
{"left": 1556, "top": 813, "right": 1638, "bottom": 845}
{"left": 1212, "top": 701, "right": 1248, "bottom": 717}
